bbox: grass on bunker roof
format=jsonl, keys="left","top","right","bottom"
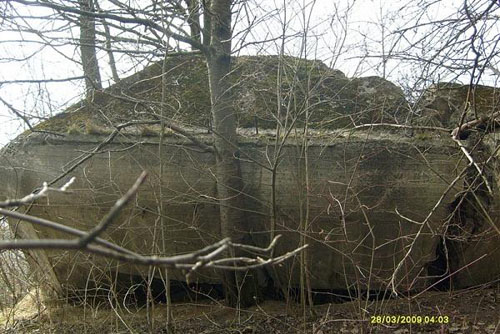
{"left": 29, "top": 54, "right": 407, "bottom": 138}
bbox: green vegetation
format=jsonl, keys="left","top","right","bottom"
{"left": 31, "top": 55, "right": 409, "bottom": 134}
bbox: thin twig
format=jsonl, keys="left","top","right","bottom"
{"left": 0, "top": 235, "right": 304, "bottom": 271}
{"left": 0, "top": 177, "right": 75, "bottom": 208}
{"left": 353, "top": 123, "right": 450, "bottom": 132}
{"left": 389, "top": 165, "right": 468, "bottom": 295}
{"left": 78, "top": 171, "right": 148, "bottom": 247}
{"left": 451, "top": 135, "right": 492, "bottom": 194}
{"left": 0, "top": 208, "right": 138, "bottom": 256}
{"left": 0, "top": 173, "right": 305, "bottom": 273}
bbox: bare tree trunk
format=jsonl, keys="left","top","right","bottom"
{"left": 202, "top": 0, "right": 212, "bottom": 48}
{"left": 79, "top": 0, "right": 102, "bottom": 94}
{"left": 184, "top": 0, "right": 202, "bottom": 46}
{"left": 206, "top": 0, "right": 258, "bottom": 308}
{"left": 103, "top": 21, "right": 119, "bottom": 83}
{"left": 94, "top": 0, "right": 119, "bottom": 83}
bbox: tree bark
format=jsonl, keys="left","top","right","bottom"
{"left": 202, "top": 0, "right": 212, "bottom": 47}
{"left": 184, "top": 0, "right": 202, "bottom": 46}
{"left": 206, "top": 0, "right": 259, "bottom": 307}
{"left": 79, "top": 0, "right": 102, "bottom": 94}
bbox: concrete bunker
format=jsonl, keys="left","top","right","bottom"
{"left": 0, "top": 55, "right": 499, "bottom": 302}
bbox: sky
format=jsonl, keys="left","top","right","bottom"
{"left": 0, "top": 0, "right": 498, "bottom": 147}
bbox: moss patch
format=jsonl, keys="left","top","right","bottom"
{"left": 32, "top": 54, "right": 409, "bottom": 134}
{"left": 418, "top": 83, "right": 500, "bottom": 127}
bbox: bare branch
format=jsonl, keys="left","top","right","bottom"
{"left": 0, "top": 208, "right": 140, "bottom": 256}
{"left": 0, "top": 236, "right": 304, "bottom": 271}
{"left": 0, "top": 76, "right": 86, "bottom": 84}
{"left": 77, "top": 171, "right": 148, "bottom": 247}
{"left": 451, "top": 135, "right": 493, "bottom": 194}
{"left": 0, "top": 177, "right": 75, "bottom": 208}
{"left": 0, "top": 96, "right": 64, "bottom": 137}
{"left": 451, "top": 110, "right": 500, "bottom": 138}
{"left": 353, "top": 123, "right": 450, "bottom": 133}
{"left": 389, "top": 165, "right": 469, "bottom": 295}
{"left": 48, "top": 119, "right": 213, "bottom": 187}
{"left": 11, "top": 0, "right": 207, "bottom": 52}
{"left": 0, "top": 173, "right": 305, "bottom": 274}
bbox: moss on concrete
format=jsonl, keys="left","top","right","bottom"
{"left": 418, "top": 83, "right": 500, "bottom": 127}
{"left": 31, "top": 54, "right": 409, "bottom": 135}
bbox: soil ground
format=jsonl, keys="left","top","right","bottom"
{"left": 1, "top": 285, "right": 499, "bottom": 334}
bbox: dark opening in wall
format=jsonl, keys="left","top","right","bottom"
{"left": 426, "top": 168, "right": 492, "bottom": 291}
{"left": 426, "top": 236, "right": 452, "bottom": 290}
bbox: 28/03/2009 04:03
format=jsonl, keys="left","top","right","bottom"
{"left": 370, "top": 315, "right": 450, "bottom": 325}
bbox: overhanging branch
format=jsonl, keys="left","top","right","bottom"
{"left": 0, "top": 173, "right": 306, "bottom": 274}
{"left": 11, "top": 0, "right": 208, "bottom": 52}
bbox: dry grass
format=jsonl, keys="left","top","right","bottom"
{"left": 1, "top": 285, "right": 498, "bottom": 333}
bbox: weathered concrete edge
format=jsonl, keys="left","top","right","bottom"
{"left": 1, "top": 128, "right": 456, "bottom": 153}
